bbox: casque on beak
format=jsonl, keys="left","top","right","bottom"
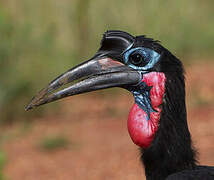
{"left": 25, "top": 55, "right": 141, "bottom": 111}
{"left": 25, "top": 30, "right": 141, "bottom": 110}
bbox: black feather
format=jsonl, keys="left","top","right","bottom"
{"left": 97, "top": 30, "right": 135, "bottom": 60}
{"left": 137, "top": 36, "right": 214, "bottom": 180}
{"left": 166, "top": 166, "right": 214, "bottom": 180}
{"left": 98, "top": 30, "right": 214, "bottom": 180}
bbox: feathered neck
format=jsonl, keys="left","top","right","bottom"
{"left": 140, "top": 72, "right": 197, "bottom": 180}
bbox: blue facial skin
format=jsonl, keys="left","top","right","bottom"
{"left": 124, "top": 47, "right": 160, "bottom": 71}
{"left": 123, "top": 47, "right": 161, "bottom": 120}
{"left": 131, "top": 82, "right": 157, "bottom": 120}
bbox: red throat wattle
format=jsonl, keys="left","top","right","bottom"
{"left": 127, "top": 72, "right": 166, "bottom": 148}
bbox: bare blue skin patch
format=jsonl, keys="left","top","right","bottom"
{"left": 124, "top": 47, "right": 161, "bottom": 121}
{"left": 129, "top": 82, "right": 157, "bottom": 121}
{"left": 123, "top": 47, "right": 160, "bottom": 71}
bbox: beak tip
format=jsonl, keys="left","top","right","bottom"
{"left": 25, "top": 104, "right": 33, "bottom": 111}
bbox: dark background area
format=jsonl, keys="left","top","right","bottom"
{"left": 0, "top": 1, "right": 213, "bottom": 179}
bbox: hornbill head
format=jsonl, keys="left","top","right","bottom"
{"left": 26, "top": 30, "right": 184, "bottom": 149}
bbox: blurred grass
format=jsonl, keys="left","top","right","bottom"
{"left": 0, "top": 0, "right": 213, "bottom": 123}
{"left": 0, "top": 151, "right": 7, "bottom": 180}
{"left": 39, "top": 135, "right": 69, "bottom": 151}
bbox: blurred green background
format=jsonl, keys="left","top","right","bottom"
{"left": 0, "top": 1, "right": 214, "bottom": 179}
{"left": 0, "top": 0, "right": 214, "bottom": 123}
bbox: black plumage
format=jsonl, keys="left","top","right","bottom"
{"left": 133, "top": 32, "right": 214, "bottom": 180}
{"left": 26, "top": 30, "right": 214, "bottom": 180}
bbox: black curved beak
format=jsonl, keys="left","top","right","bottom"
{"left": 25, "top": 56, "right": 141, "bottom": 111}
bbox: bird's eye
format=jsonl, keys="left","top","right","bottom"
{"left": 129, "top": 52, "right": 148, "bottom": 67}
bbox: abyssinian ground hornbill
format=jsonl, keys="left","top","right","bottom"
{"left": 26, "top": 30, "right": 214, "bottom": 180}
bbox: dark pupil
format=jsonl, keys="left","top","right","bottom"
{"left": 129, "top": 53, "right": 146, "bottom": 66}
